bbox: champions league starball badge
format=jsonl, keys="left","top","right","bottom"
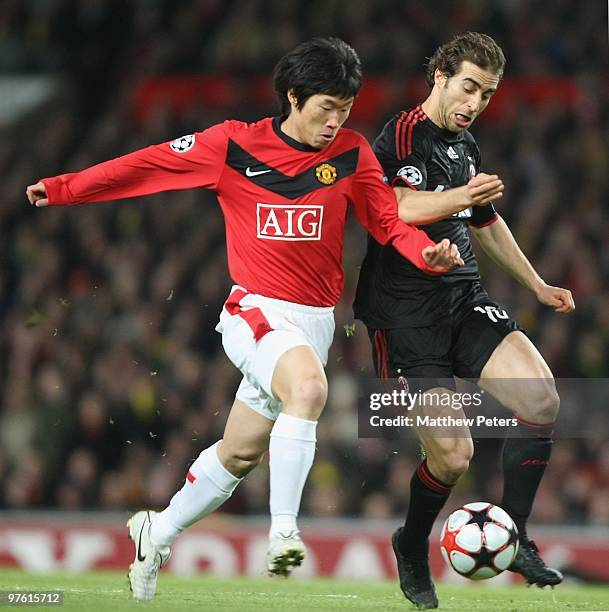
{"left": 170, "top": 134, "right": 195, "bottom": 153}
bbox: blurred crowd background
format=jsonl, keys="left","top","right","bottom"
{"left": 1, "top": 0, "right": 608, "bottom": 528}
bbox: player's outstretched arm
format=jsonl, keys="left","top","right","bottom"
{"left": 25, "top": 128, "right": 226, "bottom": 207}
{"left": 352, "top": 140, "right": 463, "bottom": 274}
{"left": 471, "top": 216, "right": 575, "bottom": 313}
{"left": 352, "top": 180, "right": 463, "bottom": 274}
{"left": 396, "top": 173, "right": 504, "bottom": 225}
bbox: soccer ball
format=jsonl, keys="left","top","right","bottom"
{"left": 440, "top": 502, "right": 519, "bottom": 580}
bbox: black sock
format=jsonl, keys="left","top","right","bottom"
{"left": 398, "top": 459, "right": 453, "bottom": 559}
{"left": 501, "top": 417, "right": 554, "bottom": 542}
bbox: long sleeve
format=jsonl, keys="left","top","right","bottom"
{"left": 350, "top": 140, "right": 440, "bottom": 275}
{"left": 469, "top": 144, "right": 498, "bottom": 228}
{"left": 41, "top": 124, "right": 229, "bottom": 206}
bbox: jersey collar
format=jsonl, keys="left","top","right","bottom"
{"left": 416, "top": 106, "right": 465, "bottom": 143}
{"left": 272, "top": 116, "right": 321, "bottom": 153}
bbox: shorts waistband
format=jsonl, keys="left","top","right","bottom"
{"left": 228, "top": 285, "right": 334, "bottom": 316}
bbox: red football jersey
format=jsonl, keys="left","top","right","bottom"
{"left": 41, "top": 117, "right": 439, "bottom": 306}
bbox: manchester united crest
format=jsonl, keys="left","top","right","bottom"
{"left": 315, "top": 163, "right": 337, "bottom": 185}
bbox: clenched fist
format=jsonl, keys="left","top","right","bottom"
{"left": 26, "top": 182, "right": 49, "bottom": 207}
{"left": 466, "top": 173, "right": 504, "bottom": 206}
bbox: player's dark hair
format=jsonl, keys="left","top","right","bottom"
{"left": 425, "top": 32, "right": 506, "bottom": 87}
{"left": 273, "top": 37, "right": 362, "bottom": 115}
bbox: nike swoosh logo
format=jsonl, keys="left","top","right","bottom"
{"left": 137, "top": 519, "right": 147, "bottom": 562}
{"left": 245, "top": 167, "right": 272, "bottom": 177}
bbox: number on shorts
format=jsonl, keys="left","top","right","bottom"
{"left": 474, "top": 305, "right": 508, "bottom": 323}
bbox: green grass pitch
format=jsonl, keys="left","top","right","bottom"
{"left": 0, "top": 569, "right": 607, "bottom": 611}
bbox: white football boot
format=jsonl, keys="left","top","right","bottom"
{"left": 266, "top": 530, "right": 306, "bottom": 577}
{"left": 127, "top": 510, "right": 171, "bottom": 601}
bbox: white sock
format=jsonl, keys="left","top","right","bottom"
{"left": 269, "top": 413, "right": 317, "bottom": 538}
{"left": 150, "top": 441, "right": 242, "bottom": 546}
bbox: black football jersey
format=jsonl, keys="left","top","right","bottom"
{"left": 354, "top": 105, "right": 498, "bottom": 328}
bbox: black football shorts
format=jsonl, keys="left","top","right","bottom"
{"left": 368, "top": 281, "right": 522, "bottom": 390}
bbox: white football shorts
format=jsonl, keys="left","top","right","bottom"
{"left": 215, "top": 285, "right": 335, "bottom": 420}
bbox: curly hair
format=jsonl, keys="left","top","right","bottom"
{"left": 425, "top": 32, "right": 506, "bottom": 88}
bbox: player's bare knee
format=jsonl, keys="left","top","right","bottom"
{"left": 436, "top": 442, "right": 473, "bottom": 482}
{"left": 521, "top": 380, "right": 560, "bottom": 424}
{"left": 283, "top": 376, "right": 328, "bottom": 420}
{"left": 540, "top": 382, "right": 560, "bottom": 422}
{"left": 445, "top": 452, "right": 472, "bottom": 480}
{"left": 223, "top": 448, "right": 264, "bottom": 477}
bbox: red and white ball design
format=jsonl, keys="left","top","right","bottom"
{"left": 440, "top": 502, "right": 519, "bottom": 580}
